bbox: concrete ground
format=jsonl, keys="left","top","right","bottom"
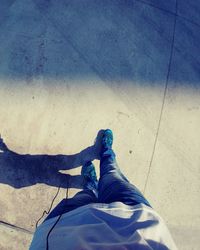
{"left": 0, "top": 0, "right": 200, "bottom": 249}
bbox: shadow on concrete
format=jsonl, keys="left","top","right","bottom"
{"left": 0, "top": 0, "right": 184, "bottom": 85}
{"left": 0, "top": 130, "right": 103, "bottom": 189}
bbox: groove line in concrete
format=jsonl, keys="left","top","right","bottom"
{"left": 0, "top": 220, "right": 33, "bottom": 235}
{"left": 134, "top": 0, "right": 200, "bottom": 28}
{"left": 134, "top": 0, "right": 176, "bottom": 15}
{"left": 143, "top": 0, "right": 178, "bottom": 195}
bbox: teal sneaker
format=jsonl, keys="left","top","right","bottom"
{"left": 101, "top": 129, "right": 113, "bottom": 151}
{"left": 81, "top": 161, "right": 98, "bottom": 197}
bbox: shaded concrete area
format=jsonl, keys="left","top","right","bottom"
{"left": 0, "top": 135, "right": 103, "bottom": 189}
{"left": 0, "top": 0, "right": 200, "bottom": 249}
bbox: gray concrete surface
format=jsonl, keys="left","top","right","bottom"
{"left": 0, "top": 0, "right": 200, "bottom": 249}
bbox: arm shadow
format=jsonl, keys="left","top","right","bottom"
{"left": 0, "top": 130, "right": 104, "bottom": 189}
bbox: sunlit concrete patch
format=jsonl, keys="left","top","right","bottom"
{"left": 0, "top": 219, "right": 33, "bottom": 250}
{"left": 0, "top": 184, "right": 62, "bottom": 232}
{"left": 145, "top": 115, "right": 200, "bottom": 249}
{"left": 170, "top": 227, "right": 200, "bottom": 250}
{"left": 0, "top": 79, "right": 166, "bottom": 187}
{"left": 145, "top": 17, "right": 200, "bottom": 249}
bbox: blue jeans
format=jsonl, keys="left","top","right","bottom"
{"left": 45, "top": 149, "right": 151, "bottom": 221}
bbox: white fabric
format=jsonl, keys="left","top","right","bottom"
{"left": 30, "top": 202, "right": 177, "bottom": 250}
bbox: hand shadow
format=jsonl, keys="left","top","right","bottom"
{"left": 0, "top": 130, "right": 104, "bottom": 189}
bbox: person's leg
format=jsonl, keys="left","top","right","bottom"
{"left": 45, "top": 189, "right": 97, "bottom": 221}
{"left": 45, "top": 162, "right": 98, "bottom": 221}
{"left": 98, "top": 145, "right": 151, "bottom": 207}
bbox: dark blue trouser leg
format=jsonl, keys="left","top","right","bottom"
{"left": 44, "top": 189, "right": 97, "bottom": 221}
{"left": 44, "top": 149, "right": 150, "bottom": 222}
{"left": 98, "top": 149, "right": 151, "bottom": 207}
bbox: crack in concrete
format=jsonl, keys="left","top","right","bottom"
{"left": 0, "top": 220, "right": 33, "bottom": 235}
{"left": 143, "top": 0, "right": 178, "bottom": 195}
